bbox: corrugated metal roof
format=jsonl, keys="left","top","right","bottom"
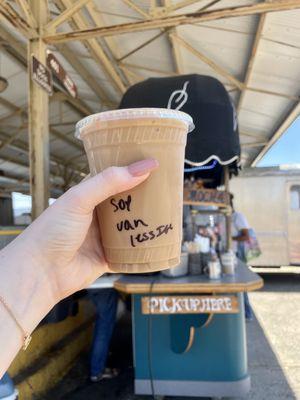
{"left": 0, "top": 0, "right": 299, "bottom": 195}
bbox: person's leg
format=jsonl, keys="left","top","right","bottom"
{"left": 0, "top": 373, "right": 18, "bottom": 399}
{"left": 244, "top": 292, "right": 253, "bottom": 320}
{"left": 90, "top": 289, "right": 118, "bottom": 377}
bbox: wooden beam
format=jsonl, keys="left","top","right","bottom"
{"left": 252, "top": 101, "right": 300, "bottom": 166}
{"left": 28, "top": 0, "right": 49, "bottom": 219}
{"left": 116, "top": 29, "right": 168, "bottom": 62}
{"left": 0, "top": 126, "right": 25, "bottom": 151}
{"left": 0, "top": 1, "right": 37, "bottom": 39}
{"left": 15, "top": 0, "right": 37, "bottom": 28}
{"left": 0, "top": 130, "right": 86, "bottom": 180}
{"left": 240, "top": 130, "right": 262, "bottom": 139}
{"left": 0, "top": 23, "right": 95, "bottom": 119}
{"left": 237, "top": 14, "right": 266, "bottom": 114}
{"left": 168, "top": 35, "right": 298, "bottom": 102}
{"left": 118, "top": 64, "right": 142, "bottom": 85}
{"left": 44, "top": 1, "right": 300, "bottom": 43}
{"left": 163, "top": 0, "right": 184, "bottom": 74}
{"left": 58, "top": 44, "right": 116, "bottom": 107}
{"left": 0, "top": 94, "right": 84, "bottom": 151}
{"left": 45, "top": 0, "right": 92, "bottom": 32}
{"left": 85, "top": 1, "right": 131, "bottom": 88}
{"left": 197, "top": 0, "right": 222, "bottom": 12}
{"left": 246, "top": 86, "right": 299, "bottom": 102}
{"left": 120, "top": 61, "right": 177, "bottom": 76}
{"left": 51, "top": 91, "right": 93, "bottom": 116}
{"left": 0, "top": 24, "right": 27, "bottom": 59}
{"left": 122, "top": 0, "right": 150, "bottom": 18}
{"left": 172, "top": 33, "right": 243, "bottom": 89}
{"left": 241, "top": 141, "right": 268, "bottom": 148}
{"left": 56, "top": 0, "right": 126, "bottom": 94}
{"left": 152, "top": 0, "right": 204, "bottom": 16}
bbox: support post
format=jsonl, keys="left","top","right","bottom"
{"left": 28, "top": 0, "right": 49, "bottom": 219}
{"left": 224, "top": 166, "right": 232, "bottom": 252}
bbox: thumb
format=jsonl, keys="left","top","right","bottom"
{"left": 64, "top": 158, "right": 159, "bottom": 213}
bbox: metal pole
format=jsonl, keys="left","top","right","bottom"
{"left": 28, "top": 0, "right": 49, "bottom": 219}
{"left": 224, "top": 166, "right": 232, "bottom": 251}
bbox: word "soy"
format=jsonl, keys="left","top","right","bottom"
{"left": 110, "top": 195, "right": 132, "bottom": 212}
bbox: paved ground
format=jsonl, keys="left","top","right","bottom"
{"left": 45, "top": 270, "right": 300, "bottom": 400}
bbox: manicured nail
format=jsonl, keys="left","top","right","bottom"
{"left": 128, "top": 158, "right": 159, "bottom": 177}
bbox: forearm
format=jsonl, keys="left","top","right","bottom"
{"left": 0, "top": 239, "right": 55, "bottom": 377}
{"left": 232, "top": 235, "right": 248, "bottom": 242}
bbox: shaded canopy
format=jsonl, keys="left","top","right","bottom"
{"left": 119, "top": 74, "right": 241, "bottom": 185}
{"left": 120, "top": 74, "right": 240, "bottom": 165}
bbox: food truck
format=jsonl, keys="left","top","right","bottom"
{"left": 231, "top": 167, "right": 300, "bottom": 267}
{"left": 110, "top": 74, "right": 263, "bottom": 398}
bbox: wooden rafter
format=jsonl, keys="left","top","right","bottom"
{"left": 152, "top": 0, "right": 205, "bottom": 16}
{"left": 241, "top": 141, "right": 268, "bottom": 148}
{"left": 0, "top": 1, "right": 37, "bottom": 39}
{"left": 85, "top": 2, "right": 131, "bottom": 88}
{"left": 237, "top": 14, "right": 266, "bottom": 114}
{"left": 55, "top": 0, "right": 126, "bottom": 94}
{"left": 240, "top": 131, "right": 262, "bottom": 139}
{"left": 171, "top": 34, "right": 300, "bottom": 101}
{"left": 56, "top": 44, "right": 116, "bottom": 108}
{"left": 15, "top": 0, "right": 37, "bottom": 28}
{"left": 252, "top": 102, "right": 300, "bottom": 166}
{"left": 44, "top": 1, "right": 300, "bottom": 43}
{"left": 0, "top": 126, "right": 25, "bottom": 151}
{"left": 45, "top": 0, "right": 92, "bottom": 32}
{"left": 119, "top": 61, "right": 177, "bottom": 76}
{"left": 116, "top": 29, "right": 168, "bottom": 62}
{"left": 0, "top": 130, "right": 85, "bottom": 180}
{"left": 122, "top": 0, "right": 150, "bottom": 18}
{"left": 163, "top": 0, "right": 184, "bottom": 74}
{"left": 0, "top": 94, "right": 83, "bottom": 151}
{"left": 197, "top": 0, "right": 222, "bottom": 12}
{"left": 172, "top": 33, "right": 243, "bottom": 89}
{"left": 0, "top": 23, "right": 96, "bottom": 117}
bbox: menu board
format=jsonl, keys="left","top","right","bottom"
{"left": 183, "top": 187, "right": 230, "bottom": 208}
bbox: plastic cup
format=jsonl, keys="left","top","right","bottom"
{"left": 76, "top": 108, "right": 194, "bottom": 273}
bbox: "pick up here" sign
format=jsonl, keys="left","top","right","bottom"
{"left": 141, "top": 295, "right": 239, "bottom": 314}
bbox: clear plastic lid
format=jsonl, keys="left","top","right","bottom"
{"left": 75, "top": 107, "right": 194, "bottom": 139}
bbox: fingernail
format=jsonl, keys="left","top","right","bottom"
{"left": 128, "top": 158, "right": 159, "bottom": 177}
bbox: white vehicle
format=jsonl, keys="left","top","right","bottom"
{"left": 230, "top": 167, "right": 300, "bottom": 267}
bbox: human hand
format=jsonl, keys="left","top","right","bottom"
{"left": 0, "top": 159, "right": 158, "bottom": 324}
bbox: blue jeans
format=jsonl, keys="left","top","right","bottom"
{"left": 0, "top": 373, "right": 16, "bottom": 399}
{"left": 244, "top": 291, "right": 253, "bottom": 320}
{"left": 236, "top": 246, "right": 254, "bottom": 320}
{"left": 89, "top": 289, "right": 118, "bottom": 376}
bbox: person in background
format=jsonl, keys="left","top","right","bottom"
{"left": 230, "top": 194, "right": 254, "bottom": 321}
{"left": 89, "top": 288, "right": 119, "bottom": 382}
{"left": 0, "top": 373, "right": 18, "bottom": 400}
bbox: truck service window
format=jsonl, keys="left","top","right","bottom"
{"left": 290, "top": 185, "right": 300, "bottom": 210}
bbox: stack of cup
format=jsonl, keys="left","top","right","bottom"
{"left": 221, "top": 251, "right": 236, "bottom": 275}
{"left": 208, "top": 259, "right": 221, "bottom": 280}
{"left": 75, "top": 108, "right": 194, "bottom": 273}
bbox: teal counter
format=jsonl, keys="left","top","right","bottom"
{"left": 115, "top": 262, "right": 263, "bottom": 398}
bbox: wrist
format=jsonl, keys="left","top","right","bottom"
{"left": 0, "top": 242, "right": 56, "bottom": 336}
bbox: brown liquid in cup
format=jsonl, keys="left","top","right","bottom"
{"left": 80, "top": 115, "right": 190, "bottom": 273}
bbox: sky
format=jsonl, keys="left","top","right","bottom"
{"left": 257, "top": 116, "right": 300, "bottom": 167}
{"left": 11, "top": 117, "right": 300, "bottom": 214}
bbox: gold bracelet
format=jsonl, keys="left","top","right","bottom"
{"left": 0, "top": 295, "right": 32, "bottom": 350}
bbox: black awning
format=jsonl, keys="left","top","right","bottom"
{"left": 119, "top": 74, "right": 240, "bottom": 169}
